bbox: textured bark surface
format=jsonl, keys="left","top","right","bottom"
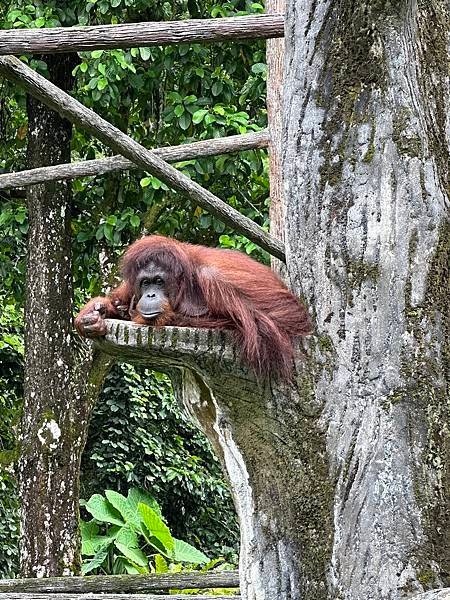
{"left": 0, "top": 570, "right": 239, "bottom": 592}
{"left": 0, "top": 15, "right": 283, "bottom": 54}
{"left": 266, "top": 0, "right": 285, "bottom": 244}
{"left": 0, "top": 595, "right": 239, "bottom": 600}
{"left": 283, "top": 0, "right": 450, "bottom": 598}
{"left": 0, "top": 131, "right": 269, "bottom": 190}
{"left": 0, "top": 56, "right": 284, "bottom": 262}
{"left": 20, "top": 55, "right": 113, "bottom": 577}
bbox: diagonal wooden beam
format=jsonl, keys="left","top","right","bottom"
{"left": 0, "top": 15, "right": 284, "bottom": 55}
{"left": 0, "top": 56, "right": 285, "bottom": 261}
{"left": 0, "top": 130, "right": 269, "bottom": 190}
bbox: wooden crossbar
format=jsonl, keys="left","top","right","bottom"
{"left": 0, "top": 131, "right": 269, "bottom": 190}
{"left": 0, "top": 571, "right": 240, "bottom": 593}
{"left": 0, "top": 595, "right": 241, "bottom": 600}
{"left": 0, "top": 15, "right": 283, "bottom": 55}
{"left": 0, "top": 56, "right": 285, "bottom": 261}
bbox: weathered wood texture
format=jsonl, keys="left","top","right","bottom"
{"left": 0, "top": 130, "right": 269, "bottom": 190}
{"left": 266, "top": 0, "right": 285, "bottom": 246}
{"left": 0, "top": 596, "right": 240, "bottom": 600}
{"left": 282, "top": 0, "right": 450, "bottom": 598}
{"left": 0, "top": 570, "right": 239, "bottom": 593}
{"left": 0, "top": 15, "right": 283, "bottom": 55}
{"left": 0, "top": 56, "right": 284, "bottom": 262}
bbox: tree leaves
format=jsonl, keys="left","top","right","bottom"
{"left": 81, "top": 488, "right": 208, "bottom": 574}
{"left": 85, "top": 494, "right": 124, "bottom": 526}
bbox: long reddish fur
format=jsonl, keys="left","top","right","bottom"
{"left": 76, "top": 235, "right": 312, "bottom": 379}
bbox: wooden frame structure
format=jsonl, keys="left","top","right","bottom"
{"left": 0, "top": 570, "right": 240, "bottom": 598}
{"left": 0, "top": 14, "right": 284, "bottom": 261}
{"left": 0, "top": 12, "right": 285, "bottom": 595}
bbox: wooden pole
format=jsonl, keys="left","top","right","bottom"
{"left": 0, "top": 131, "right": 269, "bottom": 190}
{"left": 0, "top": 56, "right": 285, "bottom": 261}
{"left": 0, "top": 15, "right": 283, "bottom": 55}
{"left": 266, "top": 0, "right": 285, "bottom": 246}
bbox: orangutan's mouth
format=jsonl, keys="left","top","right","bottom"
{"left": 139, "top": 312, "right": 161, "bottom": 320}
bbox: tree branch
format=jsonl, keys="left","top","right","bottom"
{"left": 0, "top": 56, "right": 284, "bottom": 261}
{"left": 0, "top": 130, "right": 269, "bottom": 190}
{"left": 0, "top": 15, "right": 283, "bottom": 55}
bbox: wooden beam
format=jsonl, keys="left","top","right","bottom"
{"left": 0, "top": 571, "right": 240, "bottom": 593}
{"left": 0, "top": 56, "right": 285, "bottom": 261}
{"left": 0, "top": 596, "right": 240, "bottom": 600}
{"left": 266, "top": 0, "right": 285, "bottom": 246}
{"left": 0, "top": 15, "right": 283, "bottom": 55}
{"left": 0, "top": 130, "right": 269, "bottom": 190}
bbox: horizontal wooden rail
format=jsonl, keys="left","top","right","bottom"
{"left": 0, "top": 15, "right": 284, "bottom": 55}
{"left": 0, "top": 130, "right": 269, "bottom": 190}
{"left": 0, "top": 56, "right": 285, "bottom": 261}
{"left": 0, "top": 595, "right": 241, "bottom": 600}
{"left": 0, "top": 571, "right": 240, "bottom": 593}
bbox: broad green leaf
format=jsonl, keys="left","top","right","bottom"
{"left": 192, "top": 109, "right": 208, "bottom": 124}
{"left": 115, "top": 525, "right": 138, "bottom": 546}
{"left": 139, "top": 47, "right": 151, "bottom": 61}
{"left": 105, "top": 490, "right": 134, "bottom": 524}
{"left": 116, "top": 557, "right": 148, "bottom": 574}
{"left": 251, "top": 63, "right": 266, "bottom": 74}
{"left": 178, "top": 113, "right": 191, "bottom": 131}
{"left": 114, "top": 540, "right": 148, "bottom": 567}
{"left": 80, "top": 520, "right": 99, "bottom": 555}
{"left": 154, "top": 554, "right": 168, "bottom": 573}
{"left": 173, "top": 538, "right": 209, "bottom": 564}
{"left": 211, "top": 81, "right": 223, "bottom": 96}
{"left": 127, "top": 488, "right": 161, "bottom": 518}
{"left": 85, "top": 494, "right": 124, "bottom": 526}
{"left": 142, "top": 529, "right": 171, "bottom": 558}
{"left": 81, "top": 548, "right": 108, "bottom": 575}
{"left": 174, "top": 105, "right": 185, "bottom": 117}
{"left": 97, "top": 78, "right": 108, "bottom": 91}
{"left": 138, "top": 503, "right": 174, "bottom": 554}
{"left": 140, "top": 177, "right": 151, "bottom": 188}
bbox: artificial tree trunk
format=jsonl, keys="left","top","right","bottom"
{"left": 98, "top": 2, "right": 449, "bottom": 599}
{"left": 282, "top": 0, "right": 449, "bottom": 597}
{"left": 20, "top": 54, "right": 112, "bottom": 577}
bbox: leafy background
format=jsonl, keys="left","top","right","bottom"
{"left": 0, "top": 0, "right": 269, "bottom": 576}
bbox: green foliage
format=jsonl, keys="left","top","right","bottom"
{"left": 1, "top": 0, "right": 268, "bottom": 575}
{"left": 82, "top": 364, "right": 239, "bottom": 560}
{"left": 0, "top": 297, "right": 23, "bottom": 577}
{"left": 81, "top": 488, "right": 209, "bottom": 574}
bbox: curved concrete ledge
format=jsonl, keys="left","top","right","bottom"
{"left": 94, "top": 319, "right": 247, "bottom": 378}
